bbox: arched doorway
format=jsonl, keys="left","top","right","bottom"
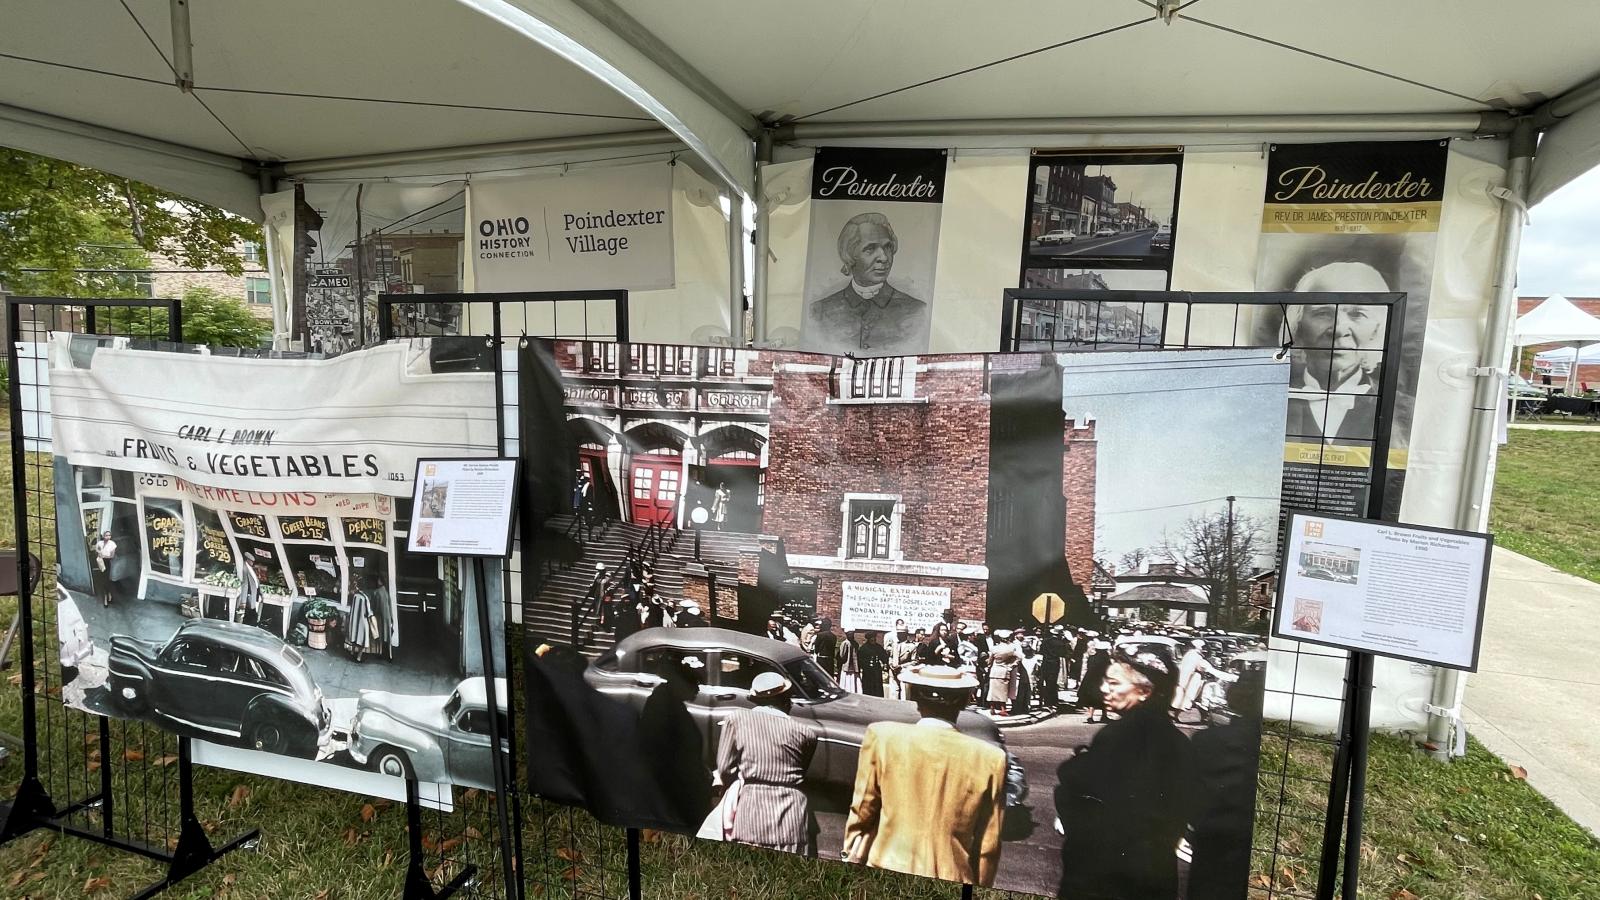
{"left": 568, "top": 417, "right": 622, "bottom": 521}
{"left": 696, "top": 425, "right": 766, "bottom": 534}
{"left": 622, "top": 423, "right": 688, "bottom": 527}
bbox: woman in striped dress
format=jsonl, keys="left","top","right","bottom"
{"left": 714, "top": 672, "right": 821, "bottom": 856}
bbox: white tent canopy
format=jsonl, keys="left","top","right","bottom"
{"left": 1534, "top": 342, "right": 1600, "bottom": 364}
{"left": 1514, "top": 294, "right": 1600, "bottom": 344}
{"left": 3, "top": 1, "right": 1600, "bottom": 214}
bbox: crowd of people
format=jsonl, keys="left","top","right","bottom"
{"left": 758, "top": 607, "right": 1264, "bottom": 725}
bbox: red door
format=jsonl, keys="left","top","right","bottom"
{"left": 629, "top": 453, "right": 681, "bottom": 526}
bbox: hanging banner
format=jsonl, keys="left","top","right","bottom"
{"left": 1253, "top": 140, "right": 1449, "bottom": 518}
{"left": 49, "top": 337, "right": 507, "bottom": 791}
{"left": 519, "top": 340, "right": 1285, "bottom": 897}
{"left": 468, "top": 162, "right": 675, "bottom": 293}
{"left": 801, "top": 148, "right": 946, "bottom": 356}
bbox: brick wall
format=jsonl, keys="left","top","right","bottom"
{"left": 1063, "top": 417, "right": 1097, "bottom": 599}
{"left": 148, "top": 249, "right": 271, "bottom": 321}
{"left": 762, "top": 355, "right": 990, "bottom": 564}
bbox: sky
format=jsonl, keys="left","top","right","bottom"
{"left": 1058, "top": 349, "right": 1287, "bottom": 570}
{"left": 1517, "top": 164, "right": 1600, "bottom": 297}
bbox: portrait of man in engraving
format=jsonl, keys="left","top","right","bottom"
{"left": 806, "top": 212, "right": 930, "bottom": 356}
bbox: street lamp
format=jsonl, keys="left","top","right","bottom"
{"left": 690, "top": 504, "right": 710, "bottom": 560}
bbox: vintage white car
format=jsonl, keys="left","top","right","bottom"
{"left": 347, "top": 676, "right": 509, "bottom": 790}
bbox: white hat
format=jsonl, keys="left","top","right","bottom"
{"left": 685, "top": 604, "right": 702, "bottom": 616}
{"left": 899, "top": 665, "right": 981, "bottom": 692}
{"left": 750, "top": 671, "right": 792, "bottom": 698}
{"left": 679, "top": 599, "right": 696, "bottom": 609}
{"left": 993, "top": 629, "right": 1013, "bottom": 640}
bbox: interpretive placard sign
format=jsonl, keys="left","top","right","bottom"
{"left": 407, "top": 458, "right": 519, "bottom": 558}
{"left": 1273, "top": 511, "right": 1492, "bottom": 670}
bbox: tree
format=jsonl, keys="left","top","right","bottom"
{"left": 1, "top": 148, "right": 260, "bottom": 297}
{"left": 102, "top": 286, "right": 269, "bottom": 348}
{"left": 1157, "top": 508, "right": 1268, "bottom": 631}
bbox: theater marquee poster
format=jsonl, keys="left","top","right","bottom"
{"left": 1253, "top": 140, "right": 1450, "bottom": 519}
{"left": 49, "top": 336, "right": 507, "bottom": 792}
{"left": 522, "top": 339, "right": 1288, "bottom": 897}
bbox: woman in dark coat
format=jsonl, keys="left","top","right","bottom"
{"left": 1055, "top": 649, "right": 1196, "bottom": 900}
{"left": 857, "top": 631, "right": 889, "bottom": 697}
{"left": 1078, "top": 641, "right": 1111, "bottom": 723}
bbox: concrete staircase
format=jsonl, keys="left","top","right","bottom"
{"left": 523, "top": 515, "right": 760, "bottom": 659}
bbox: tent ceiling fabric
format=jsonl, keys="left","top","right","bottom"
{"left": 615, "top": 0, "right": 1600, "bottom": 124}
{"left": 1514, "top": 295, "right": 1600, "bottom": 344}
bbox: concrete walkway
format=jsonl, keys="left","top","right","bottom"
{"left": 1463, "top": 547, "right": 1600, "bottom": 835}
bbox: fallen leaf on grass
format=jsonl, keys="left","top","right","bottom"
{"left": 155, "top": 754, "right": 179, "bottom": 767}
{"left": 640, "top": 828, "right": 662, "bottom": 843}
{"left": 84, "top": 733, "right": 100, "bottom": 745}
{"left": 227, "top": 785, "right": 251, "bottom": 809}
{"left": 559, "top": 865, "right": 583, "bottom": 882}
{"left": 86, "top": 760, "right": 100, "bottom": 772}
{"left": 1510, "top": 764, "right": 1528, "bottom": 780}
{"left": 439, "top": 838, "right": 462, "bottom": 854}
{"left": 7, "top": 672, "right": 20, "bottom": 685}
{"left": 342, "top": 827, "right": 361, "bottom": 847}
{"left": 1390, "top": 890, "right": 1419, "bottom": 900}
{"left": 360, "top": 803, "right": 376, "bottom": 822}
{"left": 313, "top": 890, "right": 331, "bottom": 900}
{"left": 422, "top": 832, "right": 439, "bottom": 853}
{"left": 122, "top": 749, "right": 144, "bottom": 761}
{"left": 8, "top": 869, "right": 27, "bottom": 888}
{"left": 83, "top": 876, "right": 112, "bottom": 892}
{"left": 382, "top": 850, "right": 394, "bottom": 868}
{"left": 555, "top": 846, "right": 583, "bottom": 863}
{"left": 463, "top": 788, "right": 480, "bottom": 802}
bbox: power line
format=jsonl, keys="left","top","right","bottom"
{"left": 1100, "top": 494, "right": 1278, "bottom": 516}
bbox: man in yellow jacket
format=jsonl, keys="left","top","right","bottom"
{"left": 842, "top": 665, "right": 1008, "bottom": 886}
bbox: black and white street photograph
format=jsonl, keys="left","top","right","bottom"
{"left": 518, "top": 340, "right": 1289, "bottom": 897}
{"left": 47, "top": 335, "right": 508, "bottom": 790}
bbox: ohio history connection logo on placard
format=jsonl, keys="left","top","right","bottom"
{"left": 477, "top": 215, "right": 535, "bottom": 259}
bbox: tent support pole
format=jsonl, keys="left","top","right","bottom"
{"left": 750, "top": 129, "right": 774, "bottom": 346}
{"left": 1432, "top": 118, "right": 1535, "bottom": 760}
{"left": 727, "top": 190, "right": 747, "bottom": 345}
{"left": 773, "top": 112, "right": 1512, "bottom": 143}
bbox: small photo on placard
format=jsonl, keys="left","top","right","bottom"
{"left": 407, "top": 458, "right": 519, "bottom": 558}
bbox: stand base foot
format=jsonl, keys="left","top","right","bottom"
{"left": 0, "top": 775, "right": 55, "bottom": 846}
{"left": 405, "top": 862, "right": 477, "bottom": 900}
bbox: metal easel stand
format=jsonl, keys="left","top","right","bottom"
{"left": 404, "top": 557, "right": 520, "bottom": 900}
{"left": 1314, "top": 652, "right": 1377, "bottom": 900}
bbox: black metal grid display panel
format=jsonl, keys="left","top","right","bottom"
{"left": 381, "top": 291, "right": 633, "bottom": 900}
{"left": 1001, "top": 289, "right": 1409, "bottom": 900}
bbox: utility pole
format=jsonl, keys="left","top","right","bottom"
{"left": 1224, "top": 495, "right": 1236, "bottom": 631}
{"left": 354, "top": 183, "right": 366, "bottom": 347}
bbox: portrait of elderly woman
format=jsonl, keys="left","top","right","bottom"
{"left": 805, "top": 212, "right": 930, "bottom": 355}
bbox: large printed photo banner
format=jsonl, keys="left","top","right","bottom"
{"left": 49, "top": 336, "right": 508, "bottom": 792}
{"left": 521, "top": 340, "right": 1286, "bottom": 897}
{"left": 801, "top": 148, "right": 946, "bottom": 357}
{"left": 469, "top": 162, "right": 675, "bottom": 294}
{"left": 1253, "top": 140, "right": 1449, "bottom": 518}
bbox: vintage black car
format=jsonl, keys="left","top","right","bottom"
{"left": 347, "top": 677, "right": 510, "bottom": 790}
{"left": 107, "top": 619, "right": 331, "bottom": 757}
{"left": 586, "top": 627, "right": 1025, "bottom": 800}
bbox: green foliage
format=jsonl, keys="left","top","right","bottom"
{"left": 0, "top": 148, "right": 260, "bottom": 297}
{"left": 98, "top": 285, "right": 269, "bottom": 348}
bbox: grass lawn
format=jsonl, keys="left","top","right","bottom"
{"left": 1490, "top": 429, "right": 1600, "bottom": 583}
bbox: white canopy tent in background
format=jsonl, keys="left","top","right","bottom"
{"left": 1534, "top": 342, "right": 1600, "bottom": 368}
{"left": 1513, "top": 294, "right": 1600, "bottom": 392}
{"left": 6, "top": 0, "right": 1600, "bottom": 756}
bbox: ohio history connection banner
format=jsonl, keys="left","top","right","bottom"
{"left": 520, "top": 339, "right": 1287, "bottom": 898}
{"left": 1253, "top": 140, "right": 1450, "bottom": 519}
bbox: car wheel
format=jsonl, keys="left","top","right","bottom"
{"left": 246, "top": 720, "right": 290, "bottom": 754}
{"left": 370, "top": 745, "right": 414, "bottom": 780}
